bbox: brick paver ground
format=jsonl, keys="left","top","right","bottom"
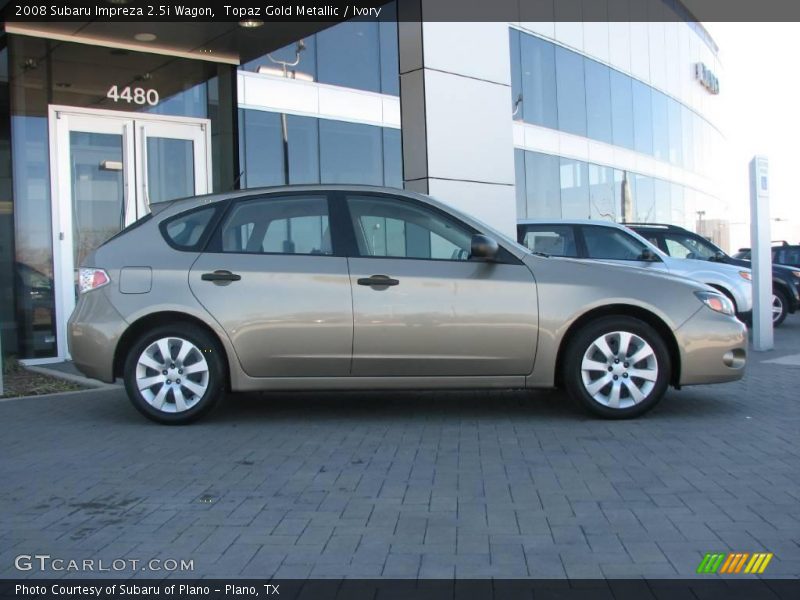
{"left": 1, "top": 319, "right": 799, "bottom": 580}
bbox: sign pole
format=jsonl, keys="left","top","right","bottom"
{"left": 749, "top": 156, "right": 773, "bottom": 351}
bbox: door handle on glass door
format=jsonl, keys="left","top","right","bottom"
{"left": 357, "top": 275, "right": 399, "bottom": 287}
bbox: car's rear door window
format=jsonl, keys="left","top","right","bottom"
{"left": 519, "top": 225, "right": 577, "bottom": 257}
{"left": 161, "top": 206, "right": 218, "bottom": 251}
{"left": 582, "top": 226, "right": 649, "bottom": 260}
{"left": 219, "top": 195, "right": 332, "bottom": 255}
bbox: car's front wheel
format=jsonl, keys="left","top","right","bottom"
{"left": 123, "top": 324, "right": 225, "bottom": 424}
{"left": 772, "top": 289, "right": 789, "bottom": 327}
{"left": 563, "top": 316, "right": 670, "bottom": 419}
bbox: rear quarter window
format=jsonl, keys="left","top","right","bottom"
{"left": 161, "top": 205, "right": 219, "bottom": 251}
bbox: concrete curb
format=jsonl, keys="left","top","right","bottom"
{"left": 24, "top": 365, "right": 121, "bottom": 390}
{"left": 0, "top": 386, "right": 119, "bottom": 403}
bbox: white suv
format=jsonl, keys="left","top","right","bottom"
{"left": 517, "top": 220, "right": 753, "bottom": 320}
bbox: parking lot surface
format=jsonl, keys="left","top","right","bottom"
{"left": 1, "top": 321, "right": 799, "bottom": 579}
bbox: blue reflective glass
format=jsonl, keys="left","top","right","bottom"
{"left": 610, "top": 69, "right": 634, "bottom": 150}
{"left": 653, "top": 178, "right": 672, "bottom": 222}
{"left": 514, "top": 148, "right": 526, "bottom": 217}
{"left": 555, "top": 46, "right": 587, "bottom": 136}
{"left": 319, "top": 120, "right": 383, "bottom": 185}
{"left": 667, "top": 98, "right": 683, "bottom": 166}
{"left": 585, "top": 58, "right": 613, "bottom": 144}
{"left": 681, "top": 104, "right": 694, "bottom": 172}
{"left": 382, "top": 128, "right": 403, "bottom": 188}
{"left": 317, "top": 22, "right": 381, "bottom": 92}
{"left": 651, "top": 89, "right": 669, "bottom": 161}
{"left": 520, "top": 34, "right": 557, "bottom": 129}
{"left": 670, "top": 183, "right": 685, "bottom": 226}
{"left": 379, "top": 8, "right": 400, "bottom": 95}
{"left": 509, "top": 29, "right": 523, "bottom": 118}
{"left": 632, "top": 174, "right": 655, "bottom": 222}
{"left": 145, "top": 81, "right": 207, "bottom": 118}
{"left": 287, "top": 115, "right": 320, "bottom": 184}
{"left": 524, "top": 151, "right": 561, "bottom": 218}
{"left": 560, "top": 158, "right": 590, "bottom": 218}
{"left": 242, "top": 37, "right": 317, "bottom": 80}
{"left": 239, "top": 109, "right": 284, "bottom": 188}
{"left": 632, "top": 79, "right": 653, "bottom": 155}
{"left": 588, "top": 163, "right": 616, "bottom": 221}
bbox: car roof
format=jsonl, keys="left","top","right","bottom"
{"left": 517, "top": 219, "right": 624, "bottom": 227}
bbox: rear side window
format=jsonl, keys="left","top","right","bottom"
{"left": 162, "top": 206, "right": 217, "bottom": 250}
{"left": 582, "top": 226, "right": 648, "bottom": 260}
{"left": 519, "top": 225, "right": 577, "bottom": 257}
{"left": 219, "top": 195, "right": 331, "bottom": 255}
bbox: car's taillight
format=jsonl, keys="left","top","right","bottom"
{"left": 79, "top": 268, "right": 110, "bottom": 294}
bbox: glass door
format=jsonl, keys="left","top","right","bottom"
{"left": 49, "top": 106, "right": 211, "bottom": 360}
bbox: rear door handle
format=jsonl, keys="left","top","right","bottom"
{"left": 201, "top": 270, "right": 241, "bottom": 282}
{"left": 357, "top": 275, "right": 399, "bottom": 287}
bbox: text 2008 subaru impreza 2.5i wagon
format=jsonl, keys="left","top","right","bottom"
{"left": 68, "top": 185, "right": 747, "bottom": 424}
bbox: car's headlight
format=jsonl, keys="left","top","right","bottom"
{"left": 695, "top": 291, "right": 735, "bottom": 316}
{"left": 739, "top": 271, "right": 752, "bottom": 281}
{"left": 791, "top": 270, "right": 800, "bottom": 279}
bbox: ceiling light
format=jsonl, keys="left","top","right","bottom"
{"left": 239, "top": 20, "right": 264, "bottom": 28}
{"left": 134, "top": 33, "right": 157, "bottom": 42}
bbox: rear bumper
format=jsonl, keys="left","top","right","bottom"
{"left": 67, "top": 290, "right": 127, "bottom": 383}
{"left": 675, "top": 308, "right": 747, "bottom": 386}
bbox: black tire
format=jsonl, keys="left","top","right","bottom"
{"left": 772, "top": 288, "right": 789, "bottom": 327}
{"left": 123, "top": 323, "right": 226, "bottom": 424}
{"left": 563, "top": 316, "right": 671, "bottom": 419}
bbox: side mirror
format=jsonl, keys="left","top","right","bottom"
{"left": 639, "top": 248, "right": 659, "bottom": 262}
{"left": 470, "top": 234, "right": 499, "bottom": 262}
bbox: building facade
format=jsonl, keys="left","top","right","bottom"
{"left": 0, "top": 0, "right": 726, "bottom": 363}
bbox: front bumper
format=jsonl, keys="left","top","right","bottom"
{"left": 675, "top": 307, "right": 747, "bottom": 386}
{"left": 67, "top": 290, "right": 127, "bottom": 383}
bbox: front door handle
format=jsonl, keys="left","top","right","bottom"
{"left": 357, "top": 275, "right": 399, "bottom": 287}
{"left": 201, "top": 270, "right": 241, "bottom": 283}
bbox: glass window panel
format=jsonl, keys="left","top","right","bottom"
{"left": 694, "top": 112, "right": 705, "bottom": 175}
{"left": 610, "top": 69, "right": 635, "bottom": 150}
{"left": 145, "top": 81, "right": 207, "bottom": 119}
{"left": 520, "top": 34, "right": 558, "bottom": 129}
{"left": 560, "top": 158, "right": 590, "bottom": 219}
{"left": 382, "top": 128, "right": 403, "bottom": 188}
{"left": 583, "top": 226, "right": 649, "bottom": 261}
{"left": 220, "top": 195, "right": 330, "bottom": 255}
{"left": 681, "top": 105, "right": 694, "bottom": 172}
{"left": 663, "top": 233, "right": 719, "bottom": 260}
{"left": 667, "top": 98, "right": 682, "bottom": 166}
{"left": 588, "top": 164, "right": 616, "bottom": 221}
{"left": 510, "top": 29, "right": 523, "bottom": 118}
{"left": 524, "top": 151, "right": 561, "bottom": 219}
{"left": 164, "top": 206, "right": 216, "bottom": 249}
{"left": 651, "top": 90, "right": 669, "bottom": 161}
{"left": 519, "top": 225, "right": 578, "bottom": 257}
{"left": 514, "top": 148, "right": 527, "bottom": 218}
{"left": 287, "top": 115, "right": 319, "bottom": 184}
{"left": 379, "top": 11, "right": 400, "bottom": 95}
{"left": 555, "top": 46, "right": 587, "bottom": 136}
{"left": 239, "top": 109, "right": 284, "bottom": 188}
{"left": 585, "top": 59, "right": 613, "bottom": 144}
{"left": 347, "top": 195, "right": 472, "bottom": 261}
{"left": 653, "top": 178, "right": 671, "bottom": 223}
{"left": 632, "top": 79, "right": 653, "bottom": 155}
{"left": 146, "top": 137, "right": 194, "bottom": 204}
{"left": 632, "top": 174, "right": 655, "bottom": 222}
{"left": 319, "top": 120, "right": 383, "bottom": 185}
{"left": 614, "top": 169, "right": 630, "bottom": 222}
{"left": 242, "top": 37, "right": 317, "bottom": 81}
{"left": 317, "top": 22, "right": 381, "bottom": 92}
{"left": 670, "top": 183, "right": 685, "bottom": 226}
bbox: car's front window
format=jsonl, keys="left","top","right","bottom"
{"left": 663, "top": 234, "right": 719, "bottom": 260}
{"left": 583, "top": 226, "right": 649, "bottom": 260}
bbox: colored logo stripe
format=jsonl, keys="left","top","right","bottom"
{"left": 698, "top": 552, "right": 773, "bottom": 574}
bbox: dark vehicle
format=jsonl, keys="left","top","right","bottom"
{"left": 734, "top": 241, "right": 800, "bottom": 269}
{"left": 631, "top": 225, "right": 800, "bottom": 327}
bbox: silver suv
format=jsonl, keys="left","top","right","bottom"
{"left": 69, "top": 186, "right": 747, "bottom": 423}
{"left": 517, "top": 220, "right": 753, "bottom": 321}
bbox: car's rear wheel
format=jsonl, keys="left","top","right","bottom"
{"left": 772, "top": 289, "right": 788, "bottom": 327}
{"left": 563, "top": 316, "right": 670, "bottom": 419}
{"left": 123, "top": 323, "right": 225, "bottom": 424}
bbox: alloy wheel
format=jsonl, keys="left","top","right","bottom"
{"left": 772, "top": 294, "right": 784, "bottom": 323}
{"left": 135, "top": 337, "right": 209, "bottom": 413}
{"left": 580, "top": 331, "right": 658, "bottom": 410}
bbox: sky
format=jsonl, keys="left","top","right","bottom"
{"left": 705, "top": 23, "right": 800, "bottom": 250}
